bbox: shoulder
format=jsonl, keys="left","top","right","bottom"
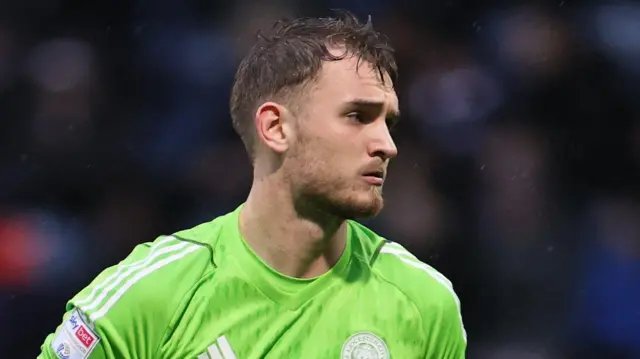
{"left": 41, "top": 216, "right": 234, "bottom": 358}
{"left": 70, "top": 213, "right": 236, "bottom": 327}
{"left": 72, "top": 234, "right": 211, "bottom": 322}
{"left": 374, "top": 240, "right": 456, "bottom": 304}
{"left": 371, "top": 240, "right": 466, "bottom": 342}
{"left": 348, "top": 221, "right": 457, "bottom": 307}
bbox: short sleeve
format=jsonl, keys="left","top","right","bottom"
{"left": 423, "top": 284, "right": 467, "bottom": 359}
{"left": 38, "top": 236, "right": 205, "bottom": 359}
{"left": 39, "top": 308, "right": 109, "bottom": 359}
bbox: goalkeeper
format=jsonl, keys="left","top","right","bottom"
{"left": 39, "top": 11, "right": 466, "bottom": 359}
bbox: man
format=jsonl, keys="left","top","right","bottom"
{"left": 40, "top": 11, "right": 466, "bottom": 359}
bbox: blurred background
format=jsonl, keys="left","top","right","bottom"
{"left": 1, "top": 0, "right": 639, "bottom": 358}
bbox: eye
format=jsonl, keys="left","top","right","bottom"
{"left": 347, "top": 112, "right": 378, "bottom": 125}
{"left": 347, "top": 112, "right": 366, "bottom": 123}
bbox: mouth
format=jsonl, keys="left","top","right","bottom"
{"left": 362, "top": 170, "right": 385, "bottom": 186}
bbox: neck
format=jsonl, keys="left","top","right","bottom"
{"left": 239, "top": 176, "right": 347, "bottom": 279}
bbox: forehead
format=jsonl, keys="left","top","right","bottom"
{"left": 313, "top": 52, "right": 398, "bottom": 109}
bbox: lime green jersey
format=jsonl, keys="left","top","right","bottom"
{"left": 39, "top": 205, "right": 466, "bottom": 359}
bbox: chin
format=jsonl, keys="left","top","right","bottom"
{"left": 298, "top": 182, "right": 385, "bottom": 220}
{"left": 336, "top": 192, "right": 385, "bottom": 219}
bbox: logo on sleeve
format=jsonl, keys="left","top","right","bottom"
{"left": 51, "top": 308, "right": 100, "bottom": 359}
{"left": 341, "top": 332, "right": 390, "bottom": 359}
{"left": 75, "top": 326, "right": 96, "bottom": 348}
{"left": 55, "top": 342, "right": 71, "bottom": 359}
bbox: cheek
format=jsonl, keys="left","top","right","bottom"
{"left": 289, "top": 129, "right": 356, "bottom": 178}
{"left": 288, "top": 144, "right": 339, "bottom": 184}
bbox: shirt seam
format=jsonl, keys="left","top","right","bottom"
{"left": 152, "top": 247, "right": 215, "bottom": 358}
{"left": 367, "top": 256, "right": 428, "bottom": 355}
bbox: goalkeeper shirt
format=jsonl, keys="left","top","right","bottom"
{"left": 39, "top": 204, "right": 466, "bottom": 359}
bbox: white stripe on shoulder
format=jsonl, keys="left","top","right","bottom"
{"left": 380, "top": 241, "right": 452, "bottom": 289}
{"left": 75, "top": 236, "right": 179, "bottom": 307}
{"left": 89, "top": 244, "right": 202, "bottom": 321}
{"left": 380, "top": 240, "right": 467, "bottom": 343}
{"left": 80, "top": 240, "right": 190, "bottom": 312}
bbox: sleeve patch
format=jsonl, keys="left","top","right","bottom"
{"left": 51, "top": 308, "right": 100, "bottom": 359}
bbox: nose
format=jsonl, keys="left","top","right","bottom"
{"left": 367, "top": 120, "right": 398, "bottom": 161}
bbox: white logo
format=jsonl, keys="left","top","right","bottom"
{"left": 341, "top": 332, "right": 390, "bottom": 359}
{"left": 198, "top": 335, "right": 237, "bottom": 359}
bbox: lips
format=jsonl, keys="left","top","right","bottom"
{"left": 362, "top": 169, "right": 385, "bottom": 186}
{"left": 363, "top": 170, "right": 385, "bottom": 179}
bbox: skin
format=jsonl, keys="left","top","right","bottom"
{"left": 240, "top": 47, "right": 400, "bottom": 279}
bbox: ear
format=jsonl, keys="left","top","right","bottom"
{"left": 254, "top": 102, "right": 292, "bottom": 154}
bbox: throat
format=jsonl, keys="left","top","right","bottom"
{"left": 292, "top": 224, "right": 347, "bottom": 279}
{"left": 239, "top": 201, "right": 348, "bottom": 279}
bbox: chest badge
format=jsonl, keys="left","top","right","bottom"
{"left": 341, "top": 332, "right": 390, "bottom": 359}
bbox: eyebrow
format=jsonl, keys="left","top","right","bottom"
{"left": 346, "top": 98, "right": 401, "bottom": 121}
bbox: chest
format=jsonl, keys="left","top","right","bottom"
{"left": 161, "top": 279, "right": 424, "bottom": 358}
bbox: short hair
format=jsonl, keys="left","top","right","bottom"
{"left": 229, "top": 10, "right": 398, "bottom": 160}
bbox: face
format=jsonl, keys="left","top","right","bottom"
{"left": 283, "top": 52, "right": 400, "bottom": 219}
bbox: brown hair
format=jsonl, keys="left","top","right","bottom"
{"left": 229, "top": 10, "right": 397, "bottom": 159}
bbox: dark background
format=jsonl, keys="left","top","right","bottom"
{"left": 1, "top": 0, "right": 639, "bottom": 358}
